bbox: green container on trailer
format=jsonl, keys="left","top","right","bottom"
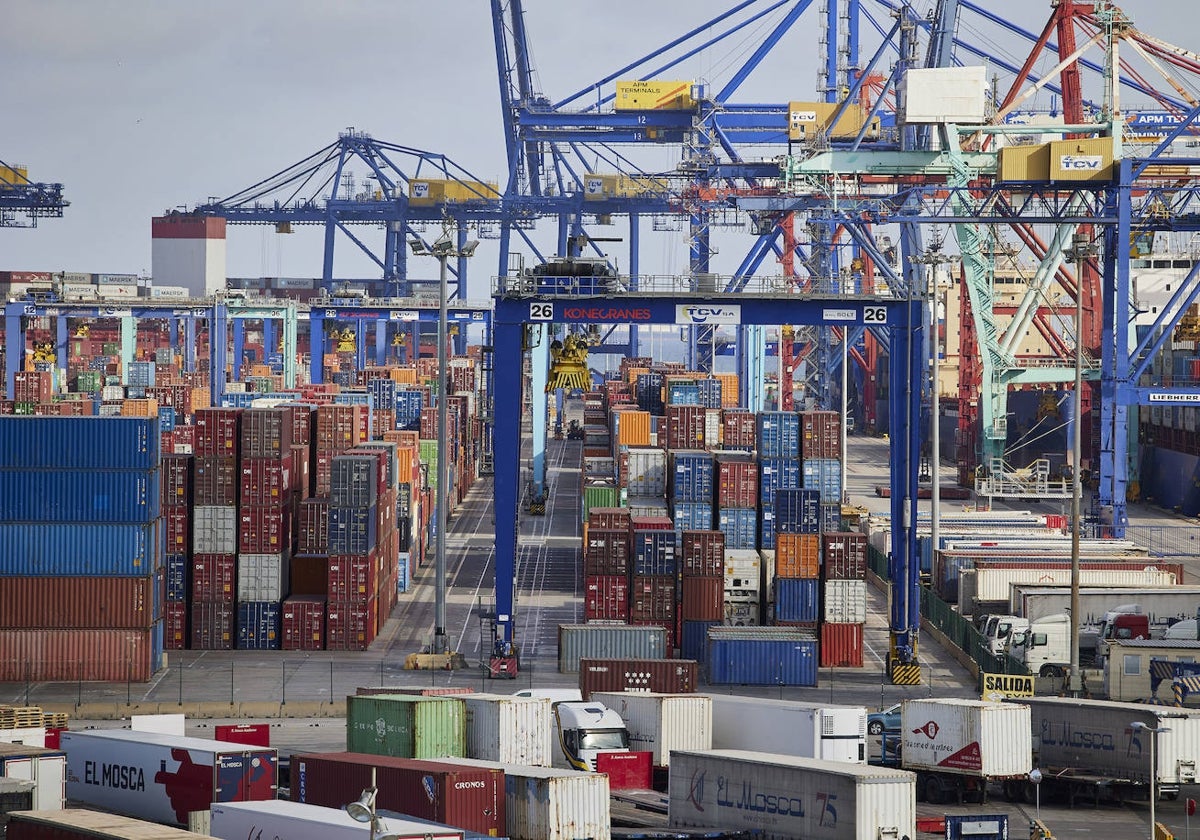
{"left": 346, "top": 694, "right": 466, "bottom": 759}
{"left": 582, "top": 484, "right": 620, "bottom": 522}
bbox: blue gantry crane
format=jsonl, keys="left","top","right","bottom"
{"left": 0, "top": 159, "right": 67, "bottom": 228}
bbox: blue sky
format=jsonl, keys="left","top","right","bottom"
{"left": 2, "top": 0, "right": 1192, "bottom": 291}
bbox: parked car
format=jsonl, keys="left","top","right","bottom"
{"left": 867, "top": 702, "right": 902, "bottom": 735}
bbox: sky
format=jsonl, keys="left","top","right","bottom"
{"left": 1, "top": 0, "right": 1193, "bottom": 292}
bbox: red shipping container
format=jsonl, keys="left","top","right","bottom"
{"left": 297, "top": 497, "right": 331, "bottom": 554}
{"left": 315, "top": 404, "right": 364, "bottom": 453}
{"left": 290, "top": 443, "right": 311, "bottom": 499}
{"left": 628, "top": 515, "right": 673, "bottom": 532}
{"left": 585, "top": 528, "right": 630, "bottom": 576}
{"left": 192, "top": 553, "right": 236, "bottom": 603}
{"left": 239, "top": 454, "right": 295, "bottom": 507}
{"left": 326, "top": 599, "right": 378, "bottom": 651}
{"left": 822, "top": 532, "right": 868, "bottom": 580}
{"left": 241, "top": 406, "right": 295, "bottom": 457}
{"left": 162, "top": 505, "right": 190, "bottom": 555}
{"left": 164, "top": 601, "right": 188, "bottom": 649}
{"left": 665, "top": 405, "right": 708, "bottom": 450}
{"left": 0, "top": 575, "right": 161, "bottom": 629}
{"left": 13, "top": 371, "right": 53, "bottom": 404}
{"left": 820, "top": 622, "right": 864, "bottom": 667}
{"left": 191, "top": 602, "right": 235, "bottom": 650}
{"left": 172, "top": 424, "right": 196, "bottom": 451}
{"left": 0, "top": 627, "right": 160, "bottom": 681}
{"left": 161, "top": 454, "right": 193, "bottom": 506}
{"left": 629, "top": 575, "right": 676, "bottom": 623}
{"left": 680, "top": 530, "right": 725, "bottom": 576}
{"left": 680, "top": 575, "right": 724, "bottom": 621}
{"left": 290, "top": 405, "right": 314, "bottom": 446}
{"left": 715, "top": 454, "right": 758, "bottom": 508}
{"left": 584, "top": 575, "right": 629, "bottom": 621}
{"left": 588, "top": 507, "right": 632, "bottom": 530}
{"left": 801, "top": 410, "right": 842, "bottom": 460}
{"left": 578, "top": 658, "right": 697, "bottom": 701}
{"left": 238, "top": 504, "right": 291, "bottom": 554}
{"left": 194, "top": 456, "right": 238, "bottom": 506}
{"left": 281, "top": 595, "right": 326, "bottom": 651}
{"left": 195, "top": 407, "right": 242, "bottom": 456}
{"left": 721, "top": 409, "right": 756, "bottom": 450}
{"left": 215, "top": 723, "right": 271, "bottom": 748}
{"left": 290, "top": 752, "right": 505, "bottom": 837}
{"left": 290, "top": 554, "right": 329, "bottom": 597}
{"left": 327, "top": 553, "right": 379, "bottom": 603}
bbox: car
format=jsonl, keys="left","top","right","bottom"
{"left": 867, "top": 702, "right": 902, "bottom": 736}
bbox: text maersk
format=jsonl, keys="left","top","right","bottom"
{"left": 83, "top": 760, "right": 146, "bottom": 790}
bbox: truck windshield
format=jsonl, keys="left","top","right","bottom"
{"left": 580, "top": 730, "right": 630, "bottom": 752}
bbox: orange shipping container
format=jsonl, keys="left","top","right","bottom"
{"left": 624, "top": 366, "right": 649, "bottom": 386}
{"left": 120, "top": 397, "right": 160, "bottom": 417}
{"left": 775, "top": 533, "right": 820, "bottom": 578}
{"left": 713, "top": 373, "right": 740, "bottom": 406}
{"left": 615, "top": 409, "right": 652, "bottom": 446}
{"left": 389, "top": 366, "right": 419, "bottom": 384}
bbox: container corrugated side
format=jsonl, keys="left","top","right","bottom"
{"left": 579, "top": 658, "right": 698, "bottom": 700}
{"left": 6, "top": 809, "right": 207, "bottom": 840}
{"left": 346, "top": 695, "right": 466, "bottom": 759}
{"left": 557, "top": 624, "right": 667, "bottom": 673}
{"left": 0, "top": 627, "right": 162, "bottom": 681}
{"left": 427, "top": 757, "right": 611, "bottom": 840}
{"left": 0, "top": 416, "right": 159, "bottom": 470}
{"left": 0, "top": 523, "right": 158, "bottom": 575}
{"left": 0, "top": 576, "right": 160, "bottom": 628}
{"left": 668, "top": 749, "right": 915, "bottom": 840}
{"left": 211, "top": 800, "right": 463, "bottom": 840}
{"left": 593, "top": 692, "right": 712, "bottom": 765}
{"left": 901, "top": 699, "right": 1031, "bottom": 778}
{"left": 0, "top": 470, "right": 160, "bottom": 523}
{"left": 707, "top": 628, "right": 818, "bottom": 686}
{"left": 460, "top": 693, "right": 553, "bottom": 766}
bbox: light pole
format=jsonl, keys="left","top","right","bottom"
{"left": 1063, "top": 232, "right": 1099, "bottom": 696}
{"left": 1028, "top": 767, "right": 1043, "bottom": 820}
{"left": 409, "top": 228, "right": 478, "bottom": 655}
{"left": 1131, "top": 720, "right": 1170, "bottom": 840}
{"left": 345, "top": 767, "right": 401, "bottom": 840}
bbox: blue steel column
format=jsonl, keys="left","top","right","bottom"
{"left": 492, "top": 319, "right": 522, "bottom": 645}
{"left": 119, "top": 317, "right": 136, "bottom": 386}
{"left": 355, "top": 319, "right": 367, "bottom": 373}
{"left": 4, "top": 303, "right": 24, "bottom": 399}
{"left": 888, "top": 296, "right": 921, "bottom": 670}
{"left": 309, "top": 312, "right": 325, "bottom": 384}
{"left": 375, "top": 320, "right": 387, "bottom": 366}
{"left": 629, "top": 212, "right": 640, "bottom": 357}
{"left": 531, "top": 325, "right": 549, "bottom": 498}
{"left": 55, "top": 315, "right": 68, "bottom": 372}
{"left": 262, "top": 319, "right": 277, "bottom": 366}
{"left": 231, "top": 318, "right": 245, "bottom": 381}
{"left": 182, "top": 318, "right": 196, "bottom": 373}
{"left": 744, "top": 325, "right": 766, "bottom": 412}
{"left": 168, "top": 318, "right": 179, "bottom": 357}
{"left": 1102, "top": 162, "right": 1132, "bottom": 536}
{"left": 210, "top": 304, "right": 228, "bottom": 407}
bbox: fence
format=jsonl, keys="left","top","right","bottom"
{"left": 1122, "top": 524, "right": 1200, "bottom": 559}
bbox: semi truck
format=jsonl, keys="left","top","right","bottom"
{"left": 550, "top": 701, "right": 630, "bottom": 771}
{"left": 986, "top": 610, "right": 1159, "bottom": 672}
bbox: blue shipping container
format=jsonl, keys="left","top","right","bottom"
{"left": 672, "top": 502, "right": 713, "bottom": 532}
{"left": 803, "top": 458, "right": 842, "bottom": 504}
{"left": 706, "top": 629, "right": 819, "bottom": 686}
{"left": 165, "top": 554, "right": 188, "bottom": 602}
{"left": 756, "top": 411, "right": 800, "bottom": 458}
{"left": 669, "top": 451, "right": 714, "bottom": 503}
{"left": 717, "top": 508, "right": 758, "bottom": 550}
{"left": 395, "top": 390, "right": 424, "bottom": 430}
{"left": 758, "top": 509, "right": 776, "bottom": 550}
{"left": 0, "top": 522, "right": 159, "bottom": 575}
{"left": 236, "top": 601, "right": 282, "bottom": 650}
{"left": 157, "top": 407, "right": 176, "bottom": 432}
{"left": 368, "top": 379, "right": 397, "bottom": 410}
{"left": 330, "top": 455, "right": 381, "bottom": 508}
{"left": 775, "top": 489, "right": 820, "bottom": 535}
{"left": 0, "top": 417, "right": 160, "bottom": 470}
{"left": 127, "top": 361, "right": 156, "bottom": 388}
{"left": 758, "top": 457, "right": 801, "bottom": 507}
{"left": 680, "top": 619, "right": 721, "bottom": 662}
{"left": 328, "top": 506, "right": 379, "bottom": 554}
{"left": 667, "top": 382, "right": 701, "bottom": 406}
{"left": 631, "top": 529, "right": 678, "bottom": 576}
{"left": 773, "top": 578, "right": 821, "bottom": 623}
{"left": 0, "top": 470, "right": 160, "bottom": 523}
{"left": 697, "top": 378, "right": 722, "bottom": 409}
{"left": 820, "top": 503, "right": 841, "bottom": 533}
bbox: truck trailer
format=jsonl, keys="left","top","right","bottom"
{"left": 707, "top": 694, "right": 868, "bottom": 764}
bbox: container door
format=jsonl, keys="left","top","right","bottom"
{"left": 244, "top": 750, "right": 278, "bottom": 800}
{"left": 214, "top": 753, "right": 247, "bottom": 801}
{"left": 36, "top": 755, "right": 67, "bottom": 810}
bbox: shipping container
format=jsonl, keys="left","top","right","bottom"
{"left": 291, "top": 752, "right": 499, "bottom": 836}
{"left": 680, "top": 575, "right": 723, "bottom": 621}
{"left": 708, "top": 696, "right": 868, "bottom": 763}
{"left": 240, "top": 408, "right": 294, "bottom": 457}
{"left": 578, "top": 658, "right": 698, "bottom": 700}
{"left": 823, "top": 578, "right": 868, "bottom": 623}
{"left": 775, "top": 532, "right": 820, "bottom": 578}
{"left": 592, "top": 692, "right": 711, "bottom": 766}
{"left": 630, "top": 530, "right": 677, "bottom": 577}
{"left": 584, "top": 528, "right": 630, "bottom": 576}
{"left": 191, "top": 602, "right": 235, "bottom": 650}
{"left": 584, "top": 575, "right": 628, "bottom": 621}
{"left": 236, "top": 602, "right": 281, "bottom": 650}
{"left": 0, "top": 743, "right": 66, "bottom": 809}
{"left": 211, "top": 800, "right": 462, "bottom": 840}
{"left": 0, "top": 471, "right": 158, "bottom": 523}
{"left": 345, "top": 695, "right": 465, "bottom": 759}
{"left": 680, "top": 530, "right": 724, "bottom": 576}
{"left": 715, "top": 454, "right": 758, "bottom": 508}
{"left": 900, "top": 699, "right": 1031, "bottom": 778}
{"left": 0, "top": 523, "right": 159, "bottom": 575}
{"left": 668, "top": 450, "right": 714, "bottom": 502}
{"left": 773, "top": 577, "right": 820, "bottom": 623}
{"left": 756, "top": 411, "right": 800, "bottom": 458}
{"left": 0, "top": 417, "right": 159, "bottom": 470}
{"left": 236, "top": 553, "right": 289, "bottom": 602}
{"left": 624, "top": 447, "right": 667, "bottom": 496}
{"left": 668, "top": 750, "right": 914, "bottom": 840}
{"left": 557, "top": 624, "right": 667, "bottom": 673}
{"left": 0, "top": 627, "right": 162, "bottom": 682}
{"left": 60, "top": 730, "right": 277, "bottom": 826}
{"left": 820, "top": 622, "right": 865, "bottom": 667}
{"left": 680, "top": 620, "right": 720, "bottom": 662}
{"left": 716, "top": 507, "right": 757, "bottom": 550}
{"left": 800, "top": 410, "right": 842, "bottom": 459}
{"left": 281, "top": 595, "right": 325, "bottom": 651}
{"left": 193, "top": 507, "right": 237, "bottom": 555}
{"left": 428, "top": 757, "right": 611, "bottom": 840}
{"left": 460, "top": 694, "right": 553, "bottom": 766}
{"left": 192, "top": 554, "right": 236, "bottom": 603}
{"left": 6, "top": 810, "right": 207, "bottom": 840}
{"left": 775, "top": 488, "right": 821, "bottom": 534}
{"left": 707, "top": 627, "right": 818, "bottom": 686}
{"left": 238, "top": 458, "right": 293, "bottom": 507}
{"left": 194, "top": 457, "right": 238, "bottom": 507}
{"left": 822, "top": 532, "right": 868, "bottom": 579}
{"left": 721, "top": 410, "right": 756, "bottom": 450}
{"left": 670, "top": 501, "right": 713, "bottom": 532}
{"left": 0, "top": 576, "right": 159, "bottom": 629}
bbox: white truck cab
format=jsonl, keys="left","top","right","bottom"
{"left": 551, "top": 701, "right": 630, "bottom": 771}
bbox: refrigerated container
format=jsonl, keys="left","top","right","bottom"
{"left": 211, "top": 800, "right": 462, "bottom": 840}
{"left": 0, "top": 743, "right": 66, "bottom": 809}
{"left": 708, "top": 695, "right": 867, "bottom": 763}
{"left": 592, "top": 692, "right": 711, "bottom": 766}
{"left": 668, "top": 749, "right": 914, "bottom": 840}
{"left": 60, "top": 730, "right": 277, "bottom": 826}
{"left": 1009, "top": 585, "right": 1200, "bottom": 623}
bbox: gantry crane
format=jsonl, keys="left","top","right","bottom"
{"left": 0, "top": 158, "right": 67, "bottom": 227}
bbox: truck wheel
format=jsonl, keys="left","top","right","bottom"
{"left": 1002, "top": 780, "right": 1022, "bottom": 802}
{"left": 925, "top": 775, "right": 945, "bottom": 805}
{"left": 1164, "top": 792, "right": 1180, "bottom": 801}
{"left": 1039, "top": 664, "right": 1064, "bottom": 678}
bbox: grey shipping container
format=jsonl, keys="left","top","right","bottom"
{"left": 557, "top": 624, "right": 667, "bottom": 673}
{"left": 193, "top": 506, "right": 237, "bottom": 554}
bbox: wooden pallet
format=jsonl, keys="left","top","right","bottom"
{"left": 0, "top": 706, "right": 44, "bottom": 728}
{"left": 43, "top": 712, "right": 69, "bottom": 728}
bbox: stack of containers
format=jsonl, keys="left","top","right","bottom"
{"left": 192, "top": 407, "right": 241, "bottom": 650}
{"left": 773, "top": 487, "right": 821, "bottom": 630}
{"left": 0, "top": 416, "right": 164, "bottom": 680}
{"left": 668, "top": 450, "right": 714, "bottom": 532}
{"left": 236, "top": 408, "right": 296, "bottom": 650}
{"left": 679, "top": 529, "right": 724, "bottom": 661}
{"left": 756, "top": 411, "right": 801, "bottom": 551}
{"left": 820, "top": 532, "right": 868, "bottom": 667}
{"left": 628, "top": 514, "right": 676, "bottom": 651}
{"left": 714, "top": 452, "right": 757, "bottom": 550}
{"left": 801, "top": 410, "right": 842, "bottom": 532}
{"left": 327, "top": 447, "right": 388, "bottom": 650}
{"left": 315, "top": 404, "right": 366, "bottom": 495}
{"left": 584, "top": 520, "right": 630, "bottom": 621}
{"left": 161, "top": 453, "right": 193, "bottom": 649}
{"left": 723, "top": 548, "right": 761, "bottom": 627}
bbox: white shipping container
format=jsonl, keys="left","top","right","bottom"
{"left": 708, "top": 695, "right": 867, "bottom": 764}
{"left": 723, "top": 549, "right": 760, "bottom": 591}
{"left": 236, "top": 553, "right": 290, "bottom": 602}
{"left": 61, "top": 283, "right": 97, "bottom": 300}
{"left": 150, "top": 285, "right": 190, "bottom": 299}
{"left": 428, "top": 757, "right": 610, "bottom": 840}
{"left": 823, "top": 579, "right": 868, "bottom": 623}
{"left": 626, "top": 447, "right": 667, "bottom": 496}
{"left": 194, "top": 506, "right": 237, "bottom": 554}
{"left": 96, "top": 273, "right": 138, "bottom": 285}
{"left": 210, "top": 800, "right": 462, "bottom": 840}
{"left": 592, "top": 692, "right": 712, "bottom": 766}
{"left": 900, "top": 66, "right": 988, "bottom": 124}
{"left": 723, "top": 600, "right": 760, "bottom": 626}
{"left": 703, "top": 408, "right": 721, "bottom": 448}
{"left": 0, "top": 743, "right": 66, "bottom": 809}
{"left": 97, "top": 285, "right": 138, "bottom": 299}
{"left": 1010, "top": 585, "right": 1200, "bottom": 622}
{"left": 1025, "top": 696, "right": 1200, "bottom": 786}
{"left": 669, "top": 749, "right": 915, "bottom": 840}
{"left": 0, "top": 728, "right": 46, "bottom": 748}
{"left": 60, "top": 272, "right": 92, "bottom": 284}
{"left": 970, "top": 566, "right": 1179, "bottom": 605}
{"left": 271, "top": 277, "right": 318, "bottom": 290}
{"left": 101, "top": 386, "right": 124, "bottom": 401}
{"left": 461, "top": 693, "right": 552, "bottom": 766}
{"left": 901, "top": 699, "right": 1031, "bottom": 778}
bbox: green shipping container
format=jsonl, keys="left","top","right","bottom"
{"left": 582, "top": 483, "right": 620, "bottom": 522}
{"left": 102, "top": 342, "right": 119, "bottom": 355}
{"left": 419, "top": 440, "right": 438, "bottom": 489}
{"left": 346, "top": 694, "right": 465, "bottom": 758}
{"left": 74, "top": 372, "right": 102, "bottom": 393}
